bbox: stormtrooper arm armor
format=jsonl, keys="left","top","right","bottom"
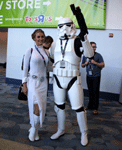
{"left": 82, "top": 34, "right": 94, "bottom": 58}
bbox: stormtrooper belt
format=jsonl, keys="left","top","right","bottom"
{"left": 53, "top": 68, "right": 80, "bottom": 77}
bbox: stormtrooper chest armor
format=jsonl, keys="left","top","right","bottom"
{"left": 53, "top": 37, "right": 81, "bottom": 77}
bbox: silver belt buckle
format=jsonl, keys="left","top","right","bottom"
{"left": 32, "top": 75, "right": 38, "bottom": 79}
{"left": 40, "top": 77, "right": 44, "bottom": 82}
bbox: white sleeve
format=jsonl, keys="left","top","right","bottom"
{"left": 22, "top": 48, "right": 32, "bottom": 84}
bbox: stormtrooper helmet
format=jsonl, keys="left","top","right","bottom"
{"left": 57, "top": 17, "right": 76, "bottom": 39}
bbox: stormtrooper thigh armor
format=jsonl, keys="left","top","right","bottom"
{"left": 53, "top": 75, "right": 84, "bottom": 109}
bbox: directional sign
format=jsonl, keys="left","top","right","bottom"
{"left": 0, "top": 0, "right": 106, "bottom": 29}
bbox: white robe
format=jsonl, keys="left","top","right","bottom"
{"left": 22, "top": 45, "right": 48, "bottom": 127}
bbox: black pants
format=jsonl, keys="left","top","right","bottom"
{"left": 86, "top": 76, "right": 101, "bottom": 110}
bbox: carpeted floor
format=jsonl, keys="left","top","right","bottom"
{"left": 0, "top": 66, "right": 122, "bottom": 150}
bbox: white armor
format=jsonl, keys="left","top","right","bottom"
{"left": 82, "top": 34, "right": 94, "bottom": 57}
{"left": 54, "top": 37, "right": 80, "bottom": 65}
{"left": 57, "top": 18, "right": 76, "bottom": 39}
{"left": 53, "top": 37, "right": 81, "bottom": 77}
{"left": 50, "top": 17, "right": 93, "bottom": 146}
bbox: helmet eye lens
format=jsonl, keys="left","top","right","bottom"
{"left": 66, "top": 24, "right": 71, "bottom": 27}
{"left": 58, "top": 25, "right": 63, "bottom": 28}
{"left": 58, "top": 23, "right": 72, "bottom": 28}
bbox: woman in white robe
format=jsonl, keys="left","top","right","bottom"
{"left": 22, "top": 29, "right": 48, "bottom": 141}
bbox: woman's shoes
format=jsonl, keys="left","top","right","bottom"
{"left": 28, "top": 127, "right": 39, "bottom": 141}
{"left": 28, "top": 127, "right": 36, "bottom": 141}
{"left": 93, "top": 110, "right": 98, "bottom": 115}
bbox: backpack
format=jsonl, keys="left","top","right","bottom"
{"left": 21, "top": 48, "right": 33, "bottom": 71}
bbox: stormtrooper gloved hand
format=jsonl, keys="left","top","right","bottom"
{"left": 70, "top": 4, "right": 88, "bottom": 41}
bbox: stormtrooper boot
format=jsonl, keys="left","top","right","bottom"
{"left": 76, "top": 111, "right": 88, "bottom": 146}
{"left": 51, "top": 105, "right": 65, "bottom": 140}
{"left": 29, "top": 114, "right": 40, "bottom": 141}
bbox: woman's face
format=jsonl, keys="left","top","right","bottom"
{"left": 34, "top": 32, "right": 45, "bottom": 46}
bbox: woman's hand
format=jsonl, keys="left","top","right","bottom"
{"left": 22, "top": 83, "right": 28, "bottom": 96}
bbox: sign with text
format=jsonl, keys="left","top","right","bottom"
{"left": 0, "top": 0, "right": 106, "bottom": 29}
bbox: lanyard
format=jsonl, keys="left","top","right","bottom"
{"left": 89, "top": 52, "right": 97, "bottom": 70}
{"left": 89, "top": 60, "right": 92, "bottom": 70}
{"left": 60, "top": 39, "right": 68, "bottom": 59}
{"left": 35, "top": 45, "right": 46, "bottom": 66}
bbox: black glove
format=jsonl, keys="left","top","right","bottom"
{"left": 70, "top": 4, "right": 88, "bottom": 41}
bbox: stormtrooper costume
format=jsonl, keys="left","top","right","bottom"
{"left": 49, "top": 10, "right": 94, "bottom": 146}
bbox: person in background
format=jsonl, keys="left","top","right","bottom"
{"left": 22, "top": 29, "right": 48, "bottom": 141}
{"left": 43, "top": 36, "right": 54, "bottom": 95}
{"left": 81, "top": 42, "right": 105, "bottom": 115}
{"left": 43, "top": 36, "right": 53, "bottom": 51}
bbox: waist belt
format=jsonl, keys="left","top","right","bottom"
{"left": 53, "top": 68, "right": 80, "bottom": 77}
{"left": 28, "top": 74, "right": 45, "bottom": 82}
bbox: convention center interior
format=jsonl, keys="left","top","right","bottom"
{"left": 0, "top": 0, "right": 122, "bottom": 149}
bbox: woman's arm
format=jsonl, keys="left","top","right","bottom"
{"left": 22, "top": 49, "right": 32, "bottom": 83}
{"left": 22, "top": 49, "right": 32, "bottom": 95}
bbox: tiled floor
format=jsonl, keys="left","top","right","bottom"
{"left": 0, "top": 66, "right": 122, "bottom": 150}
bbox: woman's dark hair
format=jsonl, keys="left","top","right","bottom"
{"left": 31, "top": 29, "right": 45, "bottom": 40}
{"left": 44, "top": 36, "right": 53, "bottom": 44}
